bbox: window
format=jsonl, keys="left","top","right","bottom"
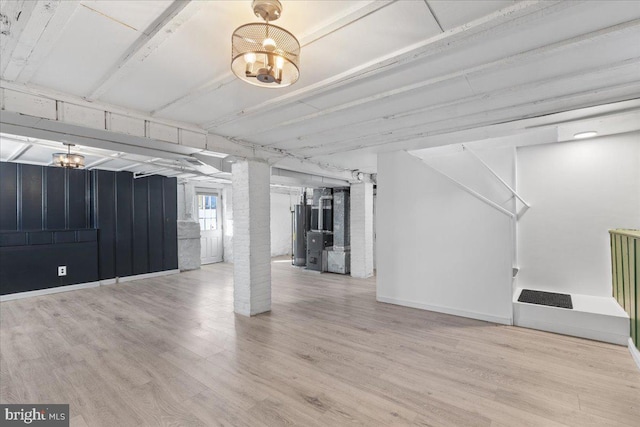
{"left": 198, "top": 194, "right": 218, "bottom": 230}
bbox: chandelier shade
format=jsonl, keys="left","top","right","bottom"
{"left": 231, "top": 23, "right": 300, "bottom": 87}
{"left": 231, "top": 1, "right": 300, "bottom": 88}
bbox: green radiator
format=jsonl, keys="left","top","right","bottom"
{"left": 610, "top": 229, "right": 640, "bottom": 350}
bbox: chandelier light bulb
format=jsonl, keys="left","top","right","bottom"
{"left": 244, "top": 52, "right": 256, "bottom": 64}
{"left": 262, "top": 37, "right": 276, "bottom": 51}
{"left": 275, "top": 55, "right": 284, "bottom": 69}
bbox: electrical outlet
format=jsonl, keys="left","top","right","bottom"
{"left": 58, "top": 266, "right": 67, "bottom": 277}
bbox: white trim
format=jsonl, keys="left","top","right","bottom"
{"left": 376, "top": 295, "right": 512, "bottom": 325}
{"left": 629, "top": 338, "right": 640, "bottom": 371}
{"left": 1, "top": 269, "right": 180, "bottom": 301}
{"left": 0, "top": 281, "right": 100, "bottom": 302}
{"left": 116, "top": 269, "right": 180, "bottom": 283}
{"left": 515, "top": 316, "right": 629, "bottom": 346}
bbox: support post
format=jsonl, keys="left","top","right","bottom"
{"left": 350, "top": 181, "right": 374, "bottom": 278}
{"left": 232, "top": 159, "right": 271, "bottom": 316}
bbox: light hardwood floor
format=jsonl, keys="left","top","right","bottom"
{"left": 1, "top": 259, "right": 639, "bottom": 426}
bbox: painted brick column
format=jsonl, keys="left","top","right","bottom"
{"left": 232, "top": 159, "right": 271, "bottom": 316}
{"left": 350, "top": 182, "right": 374, "bottom": 278}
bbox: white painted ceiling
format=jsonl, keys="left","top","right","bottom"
{"left": 1, "top": 0, "right": 639, "bottom": 173}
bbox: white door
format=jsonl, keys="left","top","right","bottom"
{"left": 198, "top": 193, "right": 223, "bottom": 264}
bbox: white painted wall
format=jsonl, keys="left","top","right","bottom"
{"left": 376, "top": 150, "right": 514, "bottom": 324}
{"left": 219, "top": 186, "right": 299, "bottom": 261}
{"left": 517, "top": 133, "right": 640, "bottom": 296}
{"left": 270, "top": 191, "right": 297, "bottom": 257}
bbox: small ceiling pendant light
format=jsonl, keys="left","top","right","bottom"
{"left": 231, "top": 0, "right": 300, "bottom": 88}
{"left": 52, "top": 143, "right": 85, "bottom": 169}
{"left": 573, "top": 131, "right": 598, "bottom": 139}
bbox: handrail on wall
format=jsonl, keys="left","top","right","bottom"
{"left": 462, "top": 144, "right": 530, "bottom": 209}
{"left": 405, "top": 151, "right": 515, "bottom": 219}
{"left": 610, "top": 229, "right": 639, "bottom": 351}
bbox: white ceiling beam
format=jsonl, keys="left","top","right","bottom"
{"left": 10, "top": 1, "right": 80, "bottom": 83}
{"left": 6, "top": 142, "right": 32, "bottom": 161}
{"left": 150, "top": 0, "right": 396, "bottom": 117}
{"left": 300, "top": 80, "right": 640, "bottom": 157}
{"left": 263, "top": 56, "right": 640, "bottom": 151}
{"left": 1, "top": 0, "right": 41, "bottom": 76}
{"left": 201, "top": 0, "right": 570, "bottom": 130}
{"left": 87, "top": 0, "right": 202, "bottom": 100}
{"left": 84, "top": 153, "right": 124, "bottom": 169}
{"left": 235, "top": 16, "right": 640, "bottom": 140}
{"left": 0, "top": 83, "right": 357, "bottom": 180}
{"left": 296, "top": 0, "right": 397, "bottom": 47}
{"left": 1, "top": 78, "right": 208, "bottom": 134}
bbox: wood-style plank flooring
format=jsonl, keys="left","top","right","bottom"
{"left": 1, "top": 258, "right": 639, "bottom": 426}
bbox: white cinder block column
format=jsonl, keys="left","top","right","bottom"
{"left": 232, "top": 159, "right": 271, "bottom": 316}
{"left": 350, "top": 182, "right": 374, "bottom": 278}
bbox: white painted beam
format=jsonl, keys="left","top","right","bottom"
{"left": 13, "top": 1, "right": 80, "bottom": 83}
{"left": 0, "top": 81, "right": 356, "bottom": 180}
{"left": 6, "top": 142, "right": 32, "bottom": 161}
{"left": 286, "top": 59, "right": 640, "bottom": 156}
{"left": 201, "top": 1, "right": 569, "bottom": 130}
{"left": 0, "top": 0, "right": 38, "bottom": 76}
{"left": 87, "top": 0, "right": 202, "bottom": 100}
{"left": 150, "top": 0, "right": 397, "bottom": 117}
{"left": 301, "top": 79, "right": 640, "bottom": 158}
{"left": 240, "top": 19, "right": 640, "bottom": 140}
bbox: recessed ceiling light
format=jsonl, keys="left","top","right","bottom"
{"left": 573, "top": 131, "right": 598, "bottom": 139}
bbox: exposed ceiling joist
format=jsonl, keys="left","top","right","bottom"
{"left": 87, "top": 0, "right": 202, "bottom": 100}
{"left": 1, "top": 0, "right": 43, "bottom": 76}
{"left": 201, "top": 0, "right": 570, "bottom": 130}
{"left": 11, "top": 1, "right": 80, "bottom": 83}
{"left": 150, "top": 0, "right": 397, "bottom": 117}
{"left": 6, "top": 142, "right": 32, "bottom": 161}
{"left": 239, "top": 19, "right": 640, "bottom": 140}
{"left": 267, "top": 57, "right": 640, "bottom": 151}
{"left": 295, "top": 0, "right": 397, "bottom": 47}
{"left": 84, "top": 153, "right": 124, "bottom": 169}
{"left": 303, "top": 84, "right": 640, "bottom": 158}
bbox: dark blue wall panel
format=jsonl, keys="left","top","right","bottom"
{"left": 0, "top": 161, "right": 178, "bottom": 295}
{"left": 147, "top": 175, "right": 164, "bottom": 273}
{"left": 0, "top": 162, "right": 18, "bottom": 230}
{"left": 45, "top": 167, "right": 66, "bottom": 229}
{"left": 133, "top": 178, "right": 149, "bottom": 275}
{"left": 0, "top": 230, "right": 98, "bottom": 295}
{"left": 68, "top": 168, "right": 89, "bottom": 229}
{"left": 116, "top": 172, "right": 133, "bottom": 277}
{"left": 20, "top": 164, "right": 43, "bottom": 230}
{"left": 94, "top": 170, "right": 116, "bottom": 280}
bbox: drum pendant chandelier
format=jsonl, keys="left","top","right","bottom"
{"left": 231, "top": 0, "right": 300, "bottom": 88}
{"left": 52, "top": 143, "right": 85, "bottom": 169}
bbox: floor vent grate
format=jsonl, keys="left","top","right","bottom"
{"left": 518, "top": 289, "right": 573, "bottom": 309}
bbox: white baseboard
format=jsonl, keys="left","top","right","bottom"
{"left": 0, "top": 281, "right": 100, "bottom": 302}
{"left": 1, "top": 269, "right": 180, "bottom": 301}
{"left": 110, "top": 269, "right": 180, "bottom": 284}
{"left": 376, "top": 295, "right": 512, "bottom": 325}
{"left": 629, "top": 339, "right": 640, "bottom": 371}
